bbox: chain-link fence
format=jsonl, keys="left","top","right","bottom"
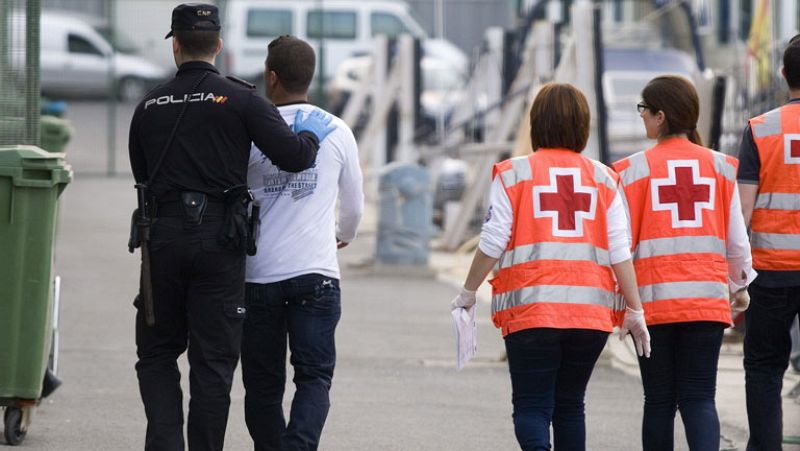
{"left": 0, "top": 0, "right": 41, "bottom": 147}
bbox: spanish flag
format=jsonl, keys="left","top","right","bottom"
{"left": 747, "top": 0, "right": 773, "bottom": 91}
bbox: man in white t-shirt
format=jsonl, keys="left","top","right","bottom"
{"left": 242, "top": 36, "right": 363, "bottom": 451}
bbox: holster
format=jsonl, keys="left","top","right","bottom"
{"left": 247, "top": 203, "right": 260, "bottom": 256}
{"left": 181, "top": 191, "right": 208, "bottom": 225}
{"left": 128, "top": 208, "right": 141, "bottom": 253}
{"left": 218, "top": 185, "right": 253, "bottom": 253}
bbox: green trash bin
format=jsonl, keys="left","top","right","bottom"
{"left": 40, "top": 116, "right": 73, "bottom": 153}
{"left": 0, "top": 146, "right": 72, "bottom": 445}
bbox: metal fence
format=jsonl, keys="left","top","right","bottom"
{"left": 0, "top": 0, "right": 41, "bottom": 147}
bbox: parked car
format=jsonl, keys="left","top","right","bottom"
{"left": 603, "top": 47, "right": 703, "bottom": 162}
{"left": 12, "top": 12, "right": 168, "bottom": 101}
{"left": 219, "top": 0, "right": 429, "bottom": 85}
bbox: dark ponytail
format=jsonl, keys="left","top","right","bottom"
{"left": 641, "top": 76, "right": 704, "bottom": 146}
{"left": 688, "top": 129, "right": 703, "bottom": 146}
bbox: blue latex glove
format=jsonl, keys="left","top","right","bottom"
{"left": 293, "top": 109, "right": 336, "bottom": 144}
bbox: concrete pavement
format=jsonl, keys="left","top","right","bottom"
{"left": 9, "top": 99, "right": 798, "bottom": 449}
{"left": 9, "top": 173, "right": 795, "bottom": 450}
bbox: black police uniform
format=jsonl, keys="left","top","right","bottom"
{"left": 128, "top": 21, "right": 320, "bottom": 451}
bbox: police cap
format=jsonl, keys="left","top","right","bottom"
{"left": 164, "top": 3, "right": 221, "bottom": 39}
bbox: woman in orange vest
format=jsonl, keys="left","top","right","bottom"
{"left": 612, "top": 76, "right": 756, "bottom": 451}
{"left": 451, "top": 83, "right": 650, "bottom": 451}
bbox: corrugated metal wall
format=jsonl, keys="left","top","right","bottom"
{"left": 406, "top": 0, "right": 515, "bottom": 54}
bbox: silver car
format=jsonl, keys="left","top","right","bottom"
{"left": 17, "top": 12, "right": 169, "bottom": 101}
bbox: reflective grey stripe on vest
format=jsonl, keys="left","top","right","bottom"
{"left": 592, "top": 160, "right": 617, "bottom": 191}
{"left": 500, "top": 156, "right": 533, "bottom": 188}
{"left": 751, "top": 232, "right": 800, "bottom": 250}
{"left": 634, "top": 236, "right": 726, "bottom": 260}
{"left": 711, "top": 151, "right": 736, "bottom": 182}
{"left": 751, "top": 108, "right": 782, "bottom": 138}
{"left": 755, "top": 192, "right": 800, "bottom": 210}
{"left": 618, "top": 185, "right": 632, "bottom": 225}
{"left": 639, "top": 281, "right": 728, "bottom": 303}
{"left": 492, "top": 284, "right": 615, "bottom": 314}
{"left": 619, "top": 152, "right": 650, "bottom": 186}
{"left": 498, "top": 242, "right": 611, "bottom": 269}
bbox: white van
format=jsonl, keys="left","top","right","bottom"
{"left": 30, "top": 12, "right": 168, "bottom": 101}
{"left": 219, "top": 0, "right": 428, "bottom": 84}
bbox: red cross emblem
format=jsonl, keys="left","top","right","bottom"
{"left": 784, "top": 134, "right": 800, "bottom": 164}
{"left": 651, "top": 160, "right": 715, "bottom": 228}
{"left": 533, "top": 168, "right": 597, "bottom": 237}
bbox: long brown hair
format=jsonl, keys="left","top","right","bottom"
{"left": 529, "top": 83, "right": 590, "bottom": 152}
{"left": 641, "top": 75, "right": 703, "bottom": 146}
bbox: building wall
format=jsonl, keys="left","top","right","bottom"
{"left": 43, "top": 0, "right": 107, "bottom": 16}
{"left": 406, "top": 0, "right": 515, "bottom": 54}
{"left": 113, "top": 0, "right": 185, "bottom": 70}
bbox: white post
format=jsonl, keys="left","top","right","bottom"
{"left": 435, "top": 0, "right": 445, "bottom": 39}
{"left": 397, "top": 34, "right": 417, "bottom": 163}
{"left": 778, "top": 0, "right": 794, "bottom": 42}
{"left": 572, "top": 0, "right": 599, "bottom": 161}
{"left": 484, "top": 27, "right": 505, "bottom": 139}
{"left": 441, "top": 25, "right": 540, "bottom": 250}
{"left": 371, "top": 35, "right": 389, "bottom": 193}
{"left": 533, "top": 21, "right": 555, "bottom": 84}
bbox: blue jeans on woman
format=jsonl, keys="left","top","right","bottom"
{"left": 637, "top": 321, "right": 725, "bottom": 451}
{"left": 504, "top": 328, "right": 609, "bottom": 451}
{"left": 241, "top": 274, "right": 341, "bottom": 451}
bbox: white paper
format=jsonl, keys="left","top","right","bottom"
{"left": 452, "top": 306, "right": 477, "bottom": 371}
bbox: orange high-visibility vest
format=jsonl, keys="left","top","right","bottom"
{"left": 612, "top": 138, "right": 738, "bottom": 326}
{"left": 747, "top": 104, "right": 800, "bottom": 271}
{"left": 489, "top": 148, "right": 621, "bottom": 336}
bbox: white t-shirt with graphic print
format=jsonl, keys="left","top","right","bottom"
{"left": 245, "top": 103, "right": 364, "bottom": 284}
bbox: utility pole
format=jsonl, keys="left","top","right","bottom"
{"left": 107, "top": 0, "right": 117, "bottom": 176}
{"left": 315, "top": 0, "right": 326, "bottom": 109}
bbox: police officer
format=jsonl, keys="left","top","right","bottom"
{"left": 127, "top": 4, "right": 335, "bottom": 451}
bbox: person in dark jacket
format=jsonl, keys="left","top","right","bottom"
{"left": 127, "top": 4, "right": 335, "bottom": 450}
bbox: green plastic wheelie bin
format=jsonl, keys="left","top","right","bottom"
{"left": 39, "top": 116, "right": 73, "bottom": 153}
{"left": 0, "top": 146, "right": 72, "bottom": 445}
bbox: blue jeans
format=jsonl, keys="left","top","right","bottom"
{"left": 637, "top": 321, "right": 725, "bottom": 451}
{"left": 241, "top": 274, "right": 341, "bottom": 451}
{"left": 744, "top": 282, "right": 800, "bottom": 451}
{"left": 504, "top": 328, "right": 609, "bottom": 451}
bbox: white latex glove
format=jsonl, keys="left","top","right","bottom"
{"left": 730, "top": 289, "right": 750, "bottom": 313}
{"left": 450, "top": 287, "right": 477, "bottom": 311}
{"left": 619, "top": 307, "right": 651, "bottom": 358}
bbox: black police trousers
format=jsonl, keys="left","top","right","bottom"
{"left": 135, "top": 217, "right": 246, "bottom": 451}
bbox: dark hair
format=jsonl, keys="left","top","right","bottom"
{"left": 174, "top": 29, "right": 220, "bottom": 59}
{"left": 641, "top": 75, "right": 703, "bottom": 146}
{"left": 783, "top": 36, "right": 800, "bottom": 89}
{"left": 529, "top": 83, "right": 590, "bottom": 152}
{"left": 266, "top": 36, "right": 316, "bottom": 95}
